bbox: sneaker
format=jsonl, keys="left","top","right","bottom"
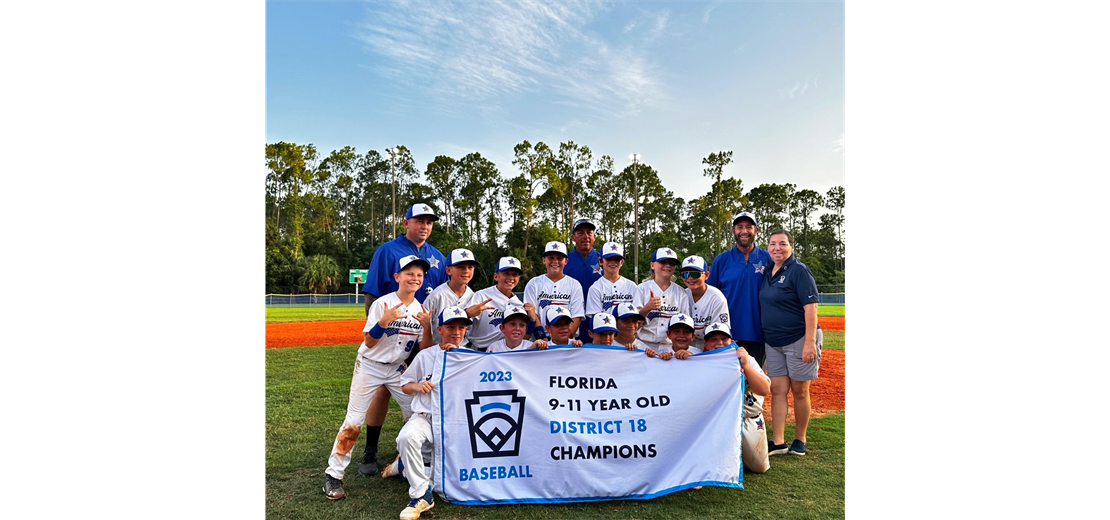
{"left": 399, "top": 489, "right": 434, "bottom": 520}
{"left": 382, "top": 454, "right": 404, "bottom": 478}
{"left": 358, "top": 447, "right": 379, "bottom": 476}
{"left": 323, "top": 474, "right": 346, "bottom": 500}
{"left": 768, "top": 440, "right": 790, "bottom": 456}
{"left": 788, "top": 439, "right": 807, "bottom": 455}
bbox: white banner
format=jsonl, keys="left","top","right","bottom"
{"left": 431, "top": 345, "right": 746, "bottom": 504}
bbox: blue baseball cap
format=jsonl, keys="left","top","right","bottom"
{"left": 600, "top": 242, "right": 625, "bottom": 259}
{"left": 396, "top": 255, "right": 430, "bottom": 273}
{"left": 572, "top": 218, "right": 596, "bottom": 232}
{"left": 667, "top": 313, "right": 695, "bottom": 332}
{"left": 404, "top": 203, "right": 439, "bottom": 221}
{"left": 447, "top": 248, "right": 480, "bottom": 267}
{"left": 495, "top": 256, "right": 523, "bottom": 273}
{"left": 545, "top": 306, "right": 574, "bottom": 325}
{"left": 732, "top": 212, "right": 757, "bottom": 227}
{"left": 613, "top": 302, "right": 645, "bottom": 322}
{"left": 438, "top": 306, "right": 472, "bottom": 326}
{"left": 704, "top": 321, "right": 732, "bottom": 340}
{"left": 591, "top": 313, "right": 619, "bottom": 334}
{"left": 681, "top": 255, "right": 707, "bottom": 272}
{"left": 650, "top": 247, "right": 679, "bottom": 264}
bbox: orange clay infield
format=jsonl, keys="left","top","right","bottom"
{"left": 266, "top": 317, "right": 845, "bottom": 415}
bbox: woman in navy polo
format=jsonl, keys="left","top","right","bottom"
{"left": 759, "top": 230, "right": 822, "bottom": 457}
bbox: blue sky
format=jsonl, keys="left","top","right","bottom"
{"left": 267, "top": 0, "right": 844, "bottom": 203}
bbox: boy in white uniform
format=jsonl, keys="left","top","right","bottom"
{"left": 487, "top": 304, "right": 550, "bottom": 353}
{"left": 613, "top": 302, "right": 649, "bottom": 351}
{"left": 587, "top": 312, "right": 619, "bottom": 346}
{"left": 586, "top": 243, "right": 637, "bottom": 321}
{"left": 423, "top": 248, "right": 494, "bottom": 347}
{"left": 680, "top": 255, "right": 730, "bottom": 351}
{"left": 381, "top": 306, "right": 472, "bottom": 520}
{"left": 703, "top": 321, "right": 772, "bottom": 473}
{"left": 323, "top": 255, "right": 434, "bottom": 500}
{"left": 633, "top": 247, "right": 691, "bottom": 350}
{"left": 524, "top": 241, "right": 584, "bottom": 340}
{"left": 645, "top": 314, "right": 699, "bottom": 360}
{"left": 544, "top": 306, "right": 583, "bottom": 347}
{"left": 466, "top": 257, "right": 539, "bottom": 351}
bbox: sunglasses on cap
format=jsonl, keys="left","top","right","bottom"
{"left": 681, "top": 271, "right": 703, "bottom": 279}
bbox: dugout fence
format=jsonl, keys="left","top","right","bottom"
{"left": 265, "top": 291, "right": 846, "bottom": 307}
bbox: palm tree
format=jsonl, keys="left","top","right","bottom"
{"left": 298, "top": 255, "right": 341, "bottom": 294}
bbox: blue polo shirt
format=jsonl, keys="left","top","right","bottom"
{"left": 362, "top": 234, "right": 447, "bottom": 303}
{"left": 758, "top": 255, "right": 820, "bottom": 347}
{"left": 564, "top": 247, "right": 601, "bottom": 338}
{"left": 706, "top": 245, "right": 772, "bottom": 343}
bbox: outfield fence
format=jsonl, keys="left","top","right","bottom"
{"left": 266, "top": 292, "right": 846, "bottom": 307}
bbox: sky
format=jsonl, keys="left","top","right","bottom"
{"left": 266, "top": 0, "right": 845, "bottom": 204}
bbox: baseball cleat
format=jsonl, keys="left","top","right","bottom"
{"left": 788, "top": 439, "right": 807, "bottom": 455}
{"left": 358, "top": 447, "right": 379, "bottom": 476}
{"left": 323, "top": 474, "right": 346, "bottom": 500}
{"left": 399, "top": 489, "right": 434, "bottom": 520}
{"left": 381, "top": 454, "right": 403, "bottom": 478}
{"left": 768, "top": 440, "right": 790, "bottom": 456}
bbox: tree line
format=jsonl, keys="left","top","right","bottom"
{"left": 265, "top": 141, "right": 845, "bottom": 294}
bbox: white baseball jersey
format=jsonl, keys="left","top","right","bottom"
{"left": 686, "top": 285, "right": 731, "bottom": 351}
{"left": 423, "top": 282, "right": 474, "bottom": 346}
{"left": 486, "top": 338, "right": 535, "bottom": 353}
{"left": 524, "top": 273, "right": 584, "bottom": 331}
{"left": 633, "top": 279, "right": 691, "bottom": 350}
{"left": 361, "top": 292, "right": 425, "bottom": 364}
{"left": 586, "top": 275, "right": 637, "bottom": 317}
{"left": 465, "top": 286, "right": 525, "bottom": 351}
{"left": 401, "top": 344, "right": 461, "bottom": 414}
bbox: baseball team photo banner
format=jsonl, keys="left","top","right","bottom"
{"left": 431, "top": 346, "right": 745, "bottom": 504}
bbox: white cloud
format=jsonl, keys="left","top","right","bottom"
{"left": 355, "top": 0, "right": 663, "bottom": 118}
{"left": 832, "top": 133, "right": 845, "bottom": 155}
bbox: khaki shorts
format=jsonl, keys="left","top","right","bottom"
{"left": 764, "top": 328, "right": 822, "bottom": 381}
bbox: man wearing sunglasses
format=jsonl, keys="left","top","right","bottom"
{"left": 680, "top": 255, "right": 731, "bottom": 352}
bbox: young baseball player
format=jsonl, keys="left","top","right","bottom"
{"left": 680, "top": 255, "right": 731, "bottom": 352}
{"left": 545, "top": 306, "right": 583, "bottom": 347}
{"left": 703, "top": 321, "right": 771, "bottom": 473}
{"left": 524, "top": 241, "right": 584, "bottom": 340}
{"left": 646, "top": 313, "right": 699, "bottom": 360}
{"left": 613, "top": 302, "right": 649, "bottom": 351}
{"left": 586, "top": 242, "right": 636, "bottom": 323}
{"left": 587, "top": 312, "right": 619, "bottom": 345}
{"left": 465, "top": 256, "right": 538, "bottom": 351}
{"left": 323, "top": 255, "right": 434, "bottom": 501}
{"left": 423, "top": 248, "right": 495, "bottom": 347}
{"left": 380, "top": 306, "right": 473, "bottom": 520}
{"left": 486, "top": 303, "right": 550, "bottom": 352}
{"left": 634, "top": 247, "right": 691, "bottom": 351}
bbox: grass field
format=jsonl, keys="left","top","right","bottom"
{"left": 267, "top": 343, "right": 845, "bottom": 519}
{"left": 267, "top": 303, "right": 846, "bottom": 323}
{"left": 265, "top": 298, "right": 846, "bottom": 517}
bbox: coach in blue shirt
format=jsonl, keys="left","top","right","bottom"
{"left": 356, "top": 202, "right": 447, "bottom": 475}
{"left": 362, "top": 203, "right": 448, "bottom": 314}
{"left": 563, "top": 217, "right": 602, "bottom": 340}
{"left": 759, "top": 229, "right": 821, "bottom": 457}
{"left": 706, "top": 212, "right": 773, "bottom": 366}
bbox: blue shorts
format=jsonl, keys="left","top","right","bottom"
{"left": 764, "top": 328, "right": 822, "bottom": 381}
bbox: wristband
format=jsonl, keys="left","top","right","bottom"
{"left": 369, "top": 323, "right": 386, "bottom": 339}
{"left": 533, "top": 325, "right": 548, "bottom": 340}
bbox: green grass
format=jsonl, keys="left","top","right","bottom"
{"left": 822, "top": 330, "right": 844, "bottom": 351}
{"left": 267, "top": 344, "right": 845, "bottom": 519}
{"left": 269, "top": 304, "right": 845, "bottom": 322}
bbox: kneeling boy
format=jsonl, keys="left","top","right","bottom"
{"left": 545, "top": 306, "right": 583, "bottom": 347}
{"left": 487, "top": 303, "right": 549, "bottom": 352}
{"left": 383, "top": 306, "right": 472, "bottom": 520}
{"left": 704, "top": 321, "right": 772, "bottom": 473}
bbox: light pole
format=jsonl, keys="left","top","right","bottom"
{"left": 386, "top": 147, "right": 399, "bottom": 234}
{"left": 629, "top": 153, "right": 641, "bottom": 282}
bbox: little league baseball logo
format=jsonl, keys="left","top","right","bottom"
{"left": 464, "top": 390, "right": 527, "bottom": 459}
